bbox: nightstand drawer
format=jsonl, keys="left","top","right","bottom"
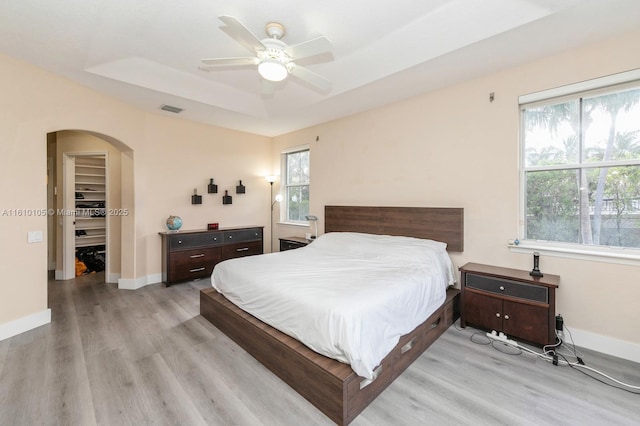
{"left": 281, "top": 240, "right": 305, "bottom": 250}
{"left": 466, "top": 273, "right": 548, "bottom": 303}
{"left": 169, "top": 232, "right": 223, "bottom": 250}
{"left": 279, "top": 237, "right": 309, "bottom": 251}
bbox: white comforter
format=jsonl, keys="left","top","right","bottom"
{"left": 211, "top": 232, "right": 456, "bottom": 379}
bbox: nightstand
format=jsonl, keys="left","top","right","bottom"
{"left": 279, "top": 236, "right": 310, "bottom": 251}
{"left": 459, "top": 262, "right": 559, "bottom": 346}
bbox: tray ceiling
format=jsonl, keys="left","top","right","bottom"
{"left": 1, "top": 0, "right": 640, "bottom": 136}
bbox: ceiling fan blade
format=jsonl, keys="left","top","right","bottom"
{"left": 288, "top": 64, "right": 332, "bottom": 91}
{"left": 218, "top": 15, "right": 265, "bottom": 54}
{"left": 285, "top": 36, "right": 333, "bottom": 60}
{"left": 200, "top": 57, "right": 258, "bottom": 67}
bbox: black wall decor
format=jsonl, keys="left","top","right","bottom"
{"left": 208, "top": 178, "right": 218, "bottom": 194}
{"left": 236, "top": 180, "right": 246, "bottom": 194}
{"left": 222, "top": 190, "right": 232, "bottom": 205}
{"left": 192, "top": 188, "right": 202, "bottom": 205}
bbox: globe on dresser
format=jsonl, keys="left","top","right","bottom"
{"left": 166, "top": 215, "right": 183, "bottom": 231}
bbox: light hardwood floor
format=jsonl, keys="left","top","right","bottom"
{"left": 0, "top": 273, "right": 638, "bottom": 425}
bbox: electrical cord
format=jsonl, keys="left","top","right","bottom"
{"left": 486, "top": 330, "right": 640, "bottom": 393}
{"left": 470, "top": 331, "right": 491, "bottom": 345}
{"left": 555, "top": 352, "right": 640, "bottom": 394}
{"left": 554, "top": 326, "right": 639, "bottom": 391}
{"left": 453, "top": 319, "right": 491, "bottom": 345}
{"left": 456, "top": 320, "right": 639, "bottom": 392}
{"left": 563, "top": 325, "right": 584, "bottom": 358}
{"left": 491, "top": 340, "right": 522, "bottom": 355}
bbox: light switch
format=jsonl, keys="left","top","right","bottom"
{"left": 28, "top": 231, "right": 43, "bottom": 243}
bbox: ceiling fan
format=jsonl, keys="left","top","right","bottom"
{"left": 199, "top": 16, "right": 334, "bottom": 92}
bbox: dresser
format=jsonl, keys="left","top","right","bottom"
{"left": 459, "top": 262, "right": 559, "bottom": 346}
{"left": 160, "top": 226, "right": 263, "bottom": 286}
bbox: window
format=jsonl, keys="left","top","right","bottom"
{"left": 282, "top": 147, "right": 310, "bottom": 223}
{"left": 521, "top": 79, "right": 640, "bottom": 250}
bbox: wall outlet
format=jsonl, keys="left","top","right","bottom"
{"left": 28, "top": 230, "right": 43, "bottom": 243}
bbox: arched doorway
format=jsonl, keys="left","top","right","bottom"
{"left": 47, "top": 130, "right": 134, "bottom": 284}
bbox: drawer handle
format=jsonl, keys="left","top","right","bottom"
{"left": 236, "top": 247, "right": 249, "bottom": 252}
{"left": 401, "top": 337, "right": 416, "bottom": 354}
{"left": 189, "top": 267, "right": 205, "bottom": 273}
{"left": 190, "top": 254, "right": 205, "bottom": 258}
{"left": 430, "top": 317, "right": 442, "bottom": 329}
{"left": 499, "top": 286, "right": 505, "bottom": 291}
{"left": 178, "top": 240, "right": 182, "bottom": 244}
{"left": 504, "top": 315, "right": 510, "bottom": 320}
{"left": 496, "top": 313, "right": 501, "bottom": 318}
{"left": 228, "top": 235, "right": 233, "bottom": 239}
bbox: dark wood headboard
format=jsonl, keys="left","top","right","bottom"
{"left": 324, "top": 206, "right": 464, "bottom": 252}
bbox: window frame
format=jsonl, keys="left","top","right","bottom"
{"left": 516, "top": 69, "right": 640, "bottom": 265}
{"left": 279, "top": 145, "right": 310, "bottom": 226}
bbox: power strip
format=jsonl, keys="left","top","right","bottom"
{"left": 486, "top": 330, "right": 518, "bottom": 346}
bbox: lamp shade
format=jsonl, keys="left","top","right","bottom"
{"left": 258, "top": 60, "right": 288, "bottom": 82}
{"left": 265, "top": 175, "right": 277, "bottom": 183}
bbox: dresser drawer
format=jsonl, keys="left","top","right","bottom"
{"left": 466, "top": 273, "right": 548, "bottom": 304}
{"left": 168, "top": 247, "right": 221, "bottom": 282}
{"left": 223, "top": 228, "right": 263, "bottom": 243}
{"left": 169, "top": 232, "right": 223, "bottom": 250}
{"left": 221, "top": 241, "right": 263, "bottom": 260}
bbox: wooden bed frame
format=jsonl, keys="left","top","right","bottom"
{"left": 200, "top": 206, "right": 464, "bottom": 425}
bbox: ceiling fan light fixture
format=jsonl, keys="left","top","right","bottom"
{"left": 258, "top": 59, "right": 288, "bottom": 82}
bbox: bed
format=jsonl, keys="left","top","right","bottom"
{"left": 200, "top": 205, "right": 464, "bottom": 425}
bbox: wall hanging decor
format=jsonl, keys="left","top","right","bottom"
{"left": 236, "top": 180, "right": 246, "bottom": 194}
{"left": 222, "top": 190, "right": 233, "bottom": 205}
{"left": 191, "top": 188, "right": 202, "bottom": 204}
{"left": 208, "top": 178, "right": 218, "bottom": 194}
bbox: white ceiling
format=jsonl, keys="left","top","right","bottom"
{"left": 1, "top": 0, "right": 640, "bottom": 137}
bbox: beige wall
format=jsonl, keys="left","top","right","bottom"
{"left": 2, "top": 27, "right": 639, "bottom": 358}
{"left": 139, "top": 114, "right": 273, "bottom": 278}
{"left": 273, "top": 29, "right": 640, "bottom": 351}
{"left": 0, "top": 53, "right": 270, "bottom": 326}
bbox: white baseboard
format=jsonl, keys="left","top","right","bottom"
{"left": 0, "top": 309, "right": 52, "bottom": 342}
{"left": 118, "top": 273, "right": 163, "bottom": 290}
{"left": 106, "top": 272, "right": 121, "bottom": 284}
{"left": 55, "top": 270, "right": 121, "bottom": 283}
{"left": 569, "top": 327, "right": 640, "bottom": 364}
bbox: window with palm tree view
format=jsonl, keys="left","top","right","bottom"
{"left": 522, "top": 83, "right": 640, "bottom": 249}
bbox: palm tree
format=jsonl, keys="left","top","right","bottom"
{"left": 524, "top": 101, "right": 595, "bottom": 243}
{"left": 586, "top": 89, "right": 640, "bottom": 244}
{"left": 524, "top": 90, "right": 640, "bottom": 247}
